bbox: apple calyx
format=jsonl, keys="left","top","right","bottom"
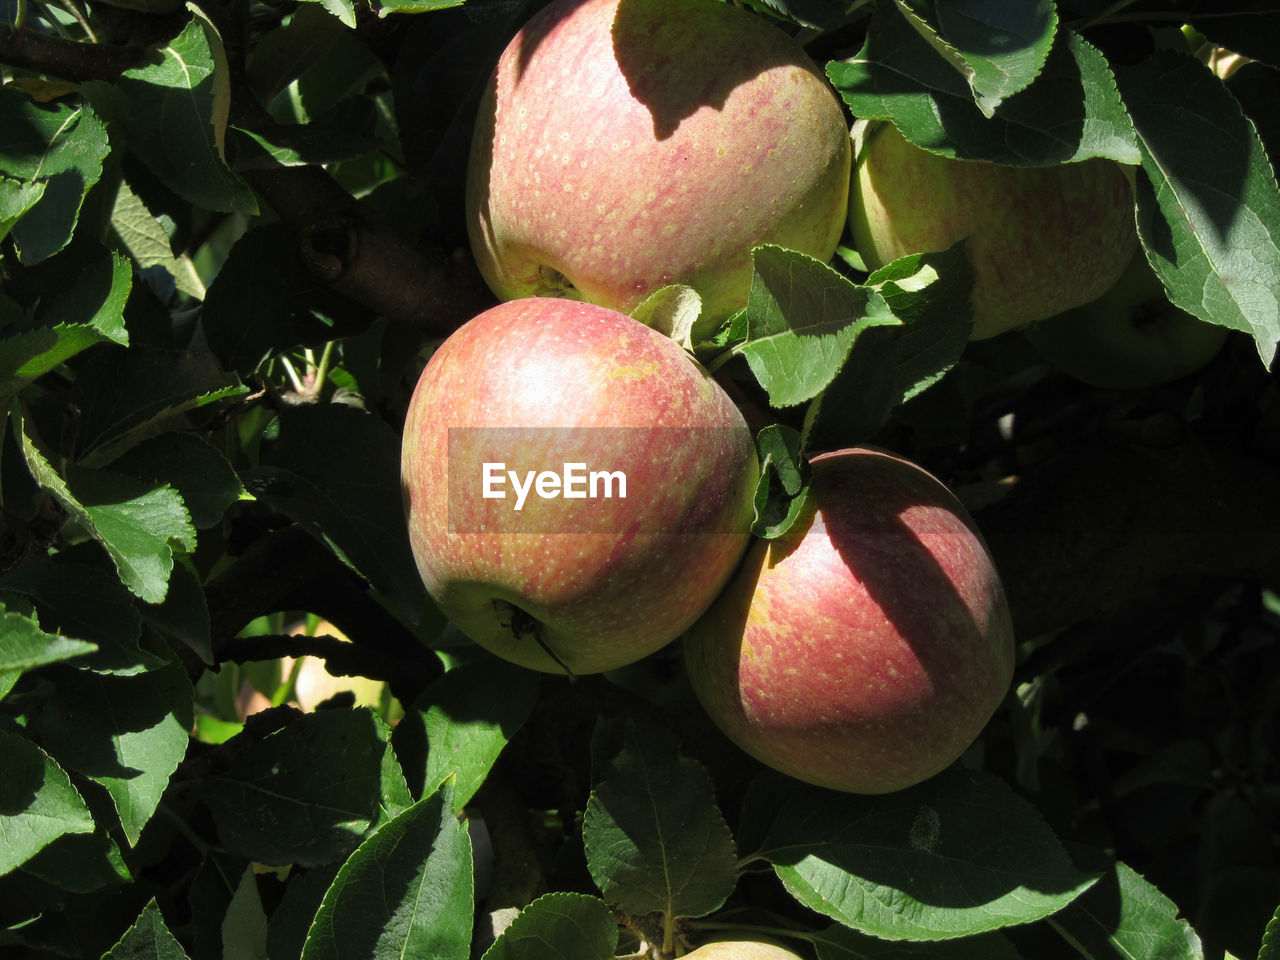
{"left": 535, "top": 265, "right": 578, "bottom": 299}
{"left": 493, "top": 599, "right": 576, "bottom": 681}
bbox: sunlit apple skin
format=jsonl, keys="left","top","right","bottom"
{"left": 1027, "top": 248, "right": 1229, "bottom": 389}
{"left": 684, "top": 941, "right": 804, "bottom": 960}
{"left": 401, "top": 298, "right": 759, "bottom": 676}
{"left": 466, "top": 0, "right": 851, "bottom": 324}
{"left": 848, "top": 121, "right": 1138, "bottom": 340}
{"left": 684, "top": 447, "right": 1015, "bottom": 794}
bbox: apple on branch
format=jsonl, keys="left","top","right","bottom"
{"left": 848, "top": 120, "right": 1138, "bottom": 340}
{"left": 1027, "top": 246, "right": 1230, "bottom": 389}
{"left": 400, "top": 298, "right": 759, "bottom": 677}
{"left": 684, "top": 447, "right": 1015, "bottom": 794}
{"left": 466, "top": 0, "right": 851, "bottom": 325}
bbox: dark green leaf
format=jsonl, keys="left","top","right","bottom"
{"left": 223, "top": 866, "right": 270, "bottom": 960}
{"left": 482, "top": 892, "right": 618, "bottom": 960}
{"left": 894, "top": 0, "right": 1057, "bottom": 115}
{"left": 117, "top": 16, "right": 258, "bottom": 214}
{"left": 203, "top": 708, "right": 387, "bottom": 867}
{"left": 814, "top": 923, "right": 1023, "bottom": 959}
{"left": 759, "top": 768, "right": 1098, "bottom": 940}
{"left": 583, "top": 715, "right": 737, "bottom": 921}
{"left": 202, "top": 224, "right": 375, "bottom": 373}
{"left": 20, "top": 827, "right": 133, "bottom": 893}
{"left": 1047, "top": 848, "right": 1203, "bottom": 959}
{"left": 110, "top": 432, "right": 246, "bottom": 530}
{"left": 246, "top": 403, "right": 427, "bottom": 620}
{"left": 142, "top": 558, "right": 213, "bottom": 665}
{"left": 811, "top": 245, "right": 974, "bottom": 448}
{"left": 738, "top": 246, "right": 900, "bottom": 409}
{"left": 0, "top": 605, "right": 97, "bottom": 675}
{"left": 378, "top": 0, "right": 468, "bottom": 13}
{"left": 300, "top": 781, "right": 473, "bottom": 960}
{"left": 393, "top": 656, "right": 539, "bottom": 808}
{"left": 0, "top": 730, "right": 95, "bottom": 874}
{"left": 1189, "top": 3, "right": 1280, "bottom": 70}
{"left": 0, "top": 86, "right": 110, "bottom": 263}
{"left": 1117, "top": 52, "right": 1280, "bottom": 368}
{"left": 741, "top": 0, "right": 854, "bottom": 30}
{"left": 300, "top": 0, "right": 357, "bottom": 28}
{"left": 101, "top": 900, "right": 190, "bottom": 960}
{"left": 751, "top": 424, "right": 810, "bottom": 540}
{"left": 829, "top": 14, "right": 1139, "bottom": 165}
{"left": 0, "top": 561, "right": 159, "bottom": 675}
{"left": 1261, "top": 902, "right": 1280, "bottom": 960}
{"left": 110, "top": 179, "right": 206, "bottom": 301}
{"left": 35, "top": 659, "right": 193, "bottom": 845}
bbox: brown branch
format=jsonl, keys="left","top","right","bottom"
{"left": 0, "top": 23, "right": 150, "bottom": 81}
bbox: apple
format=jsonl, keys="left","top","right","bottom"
{"left": 466, "top": 0, "right": 851, "bottom": 325}
{"left": 848, "top": 121, "right": 1138, "bottom": 340}
{"left": 400, "top": 297, "right": 759, "bottom": 676}
{"left": 684, "top": 940, "right": 804, "bottom": 960}
{"left": 1026, "top": 247, "right": 1229, "bottom": 389}
{"left": 683, "top": 447, "right": 1015, "bottom": 794}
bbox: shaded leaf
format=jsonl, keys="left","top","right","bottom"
{"left": 110, "top": 432, "right": 246, "bottom": 530}
{"left": 393, "top": 656, "right": 539, "bottom": 809}
{"left": 1117, "top": 52, "right": 1280, "bottom": 368}
{"left": 482, "top": 892, "right": 618, "bottom": 960}
{"left": 35, "top": 659, "right": 193, "bottom": 845}
{"left": 814, "top": 923, "right": 1023, "bottom": 959}
{"left": 759, "top": 767, "right": 1098, "bottom": 940}
{"left": 19, "top": 826, "right": 133, "bottom": 893}
{"left": 0, "top": 86, "right": 110, "bottom": 263}
{"left": 583, "top": 715, "right": 737, "bottom": 921}
{"left": 0, "top": 730, "right": 95, "bottom": 874}
{"left": 117, "top": 16, "right": 257, "bottom": 213}
{"left": 222, "top": 867, "right": 270, "bottom": 960}
{"left": 102, "top": 900, "right": 190, "bottom": 960}
{"left": 829, "top": 14, "right": 1139, "bottom": 165}
{"left": 0, "top": 605, "right": 97, "bottom": 675}
{"left": 111, "top": 178, "right": 206, "bottom": 300}
{"left": 300, "top": 782, "right": 473, "bottom": 960}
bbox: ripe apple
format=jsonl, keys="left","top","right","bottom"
{"left": 848, "top": 121, "right": 1138, "bottom": 340}
{"left": 400, "top": 297, "right": 759, "bottom": 676}
{"left": 684, "top": 940, "right": 804, "bottom": 960}
{"left": 466, "top": 0, "right": 851, "bottom": 325}
{"left": 1027, "top": 247, "right": 1229, "bottom": 389}
{"left": 683, "top": 447, "right": 1015, "bottom": 794}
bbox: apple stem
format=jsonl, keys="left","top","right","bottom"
{"left": 498, "top": 600, "right": 577, "bottom": 681}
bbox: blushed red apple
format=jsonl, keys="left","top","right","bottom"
{"left": 848, "top": 121, "right": 1137, "bottom": 340}
{"left": 466, "top": 0, "right": 851, "bottom": 324}
{"left": 684, "top": 447, "right": 1015, "bottom": 794}
{"left": 401, "top": 298, "right": 759, "bottom": 676}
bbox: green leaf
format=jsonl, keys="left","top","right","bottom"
{"left": 203, "top": 708, "right": 388, "bottom": 867}
{"left": 299, "top": 0, "right": 357, "bottom": 28}
{"left": 0, "top": 605, "right": 97, "bottom": 675}
{"left": 811, "top": 244, "right": 974, "bottom": 448}
{"left": 1261, "top": 902, "right": 1280, "bottom": 960}
{"left": 751, "top": 424, "right": 810, "bottom": 540}
{"left": 829, "top": 15, "right": 1139, "bottom": 165}
{"left": 758, "top": 767, "right": 1098, "bottom": 940}
{"left": 893, "top": 0, "right": 1057, "bottom": 116}
{"left": 222, "top": 867, "right": 270, "bottom": 960}
{"left": 19, "top": 826, "right": 133, "bottom": 892}
{"left": 69, "top": 345, "right": 248, "bottom": 467}
{"left": 482, "top": 892, "right": 618, "bottom": 960}
{"left": 738, "top": 246, "right": 900, "bottom": 409}
{"left": 1047, "top": 850, "right": 1203, "bottom": 959}
{"left": 300, "top": 782, "right": 473, "bottom": 960}
{"left": 377, "top": 0, "right": 468, "bottom": 14}
{"left": 0, "top": 730, "right": 95, "bottom": 874}
{"left": 0, "top": 561, "right": 160, "bottom": 675}
{"left": 109, "top": 432, "right": 246, "bottom": 530}
{"left": 102, "top": 900, "right": 190, "bottom": 960}
{"left": 245, "top": 5, "right": 348, "bottom": 106}
{"left": 117, "top": 15, "right": 258, "bottom": 214}
{"left": 632, "top": 284, "right": 704, "bottom": 351}
{"left": 583, "top": 715, "right": 738, "bottom": 921}
{"left": 246, "top": 403, "right": 427, "bottom": 620}
{"left": 15, "top": 417, "right": 195, "bottom": 604}
{"left": 1117, "top": 52, "right": 1280, "bottom": 369}
{"left": 0, "top": 86, "right": 110, "bottom": 263}
{"left": 813, "top": 924, "right": 1022, "bottom": 959}
{"left": 111, "top": 178, "right": 206, "bottom": 301}
{"left": 392, "top": 656, "right": 540, "bottom": 809}
{"left": 0, "top": 243, "right": 131, "bottom": 403}
{"left": 34, "top": 659, "right": 193, "bottom": 845}
{"left": 143, "top": 557, "right": 213, "bottom": 665}
{"left": 202, "top": 224, "right": 375, "bottom": 373}
{"left": 0, "top": 178, "right": 46, "bottom": 243}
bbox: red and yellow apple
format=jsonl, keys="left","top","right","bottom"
{"left": 684, "top": 941, "right": 804, "bottom": 960}
{"left": 683, "top": 447, "right": 1015, "bottom": 794}
{"left": 848, "top": 121, "right": 1138, "bottom": 340}
{"left": 1027, "top": 246, "right": 1229, "bottom": 389}
{"left": 466, "top": 0, "right": 851, "bottom": 324}
{"left": 400, "top": 298, "right": 759, "bottom": 676}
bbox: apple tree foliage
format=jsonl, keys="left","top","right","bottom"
{"left": 0, "top": 0, "right": 1278, "bottom": 958}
